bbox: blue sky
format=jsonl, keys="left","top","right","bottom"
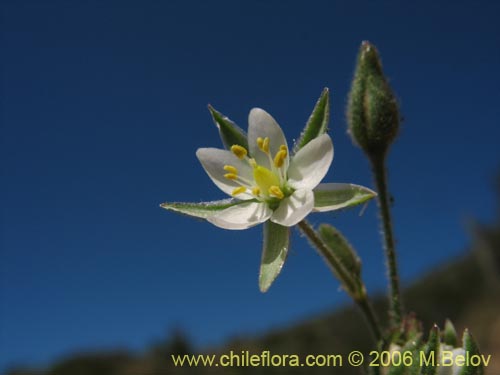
{"left": 1, "top": 0, "right": 499, "bottom": 371}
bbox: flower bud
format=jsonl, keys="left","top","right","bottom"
{"left": 347, "top": 41, "right": 400, "bottom": 159}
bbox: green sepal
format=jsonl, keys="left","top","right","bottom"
{"left": 460, "top": 329, "right": 484, "bottom": 375}
{"left": 160, "top": 198, "right": 255, "bottom": 219}
{"left": 313, "top": 183, "right": 377, "bottom": 211}
{"left": 420, "top": 325, "right": 440, "bottom": 375}
{"left": 208, "top": 105, "right": 248, "bottom": 150}
{"left": 318, "top": 224, "right": 361, "bottom": 278}
{"left": 294, "top": 88, "right": 330, "bottom": 152}
{"left": 443, "top": 319, "right": 458, "bottom": 347}
{"left": 259, "top": 221, "right": 289, "bottom": 292}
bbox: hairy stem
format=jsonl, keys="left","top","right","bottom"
{"left": 370, "top": 154, "right": 403, "bottom": 328}
{"left": 298, "top": 220, "right": 382, "bottom": 341}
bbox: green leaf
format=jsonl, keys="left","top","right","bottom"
{"left": 443, "top": 319, "right": 458, "bottom": 347}
{"left": 313, "top": 183, "right": 377, "bottom": 212}
{"left": 208, "top": 105, "right": 248, "bottom": 150}
{"left": 420, "top": 325, "right": 440, "bottom": 375}
{"left": 295, "top": 88, "right": 330, "bottom": 152}
{"left": 460, "top": 329, "right": 484, "bottom": 375}
{"left": 259, "top": 221, "right": 289, "bottom": 292}
{"left": 297, "top": 220, "right": 360, "bottom": 299}
{"left": 160, "top": 198, "right": 254, "bottom": 219}
{"left": 318, "top": 224, "right": 361, "bottom": 278}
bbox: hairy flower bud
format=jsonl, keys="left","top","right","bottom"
{"left": 347, "top": 41, "right": 400, "bottom": 159}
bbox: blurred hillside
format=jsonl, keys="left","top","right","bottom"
{"left": 6, "top": 189, "right": 500, "bottom": 375}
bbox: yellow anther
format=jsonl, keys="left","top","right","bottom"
{"left": 230, "top": 145, "right": 248, "bottom": 159}
{"left": 256, "top": 137, "right": 264, "bottom": 150}
{"left": 248, "top": 158, "right": 257, "bottom": 168}
{"left": 223, "top": 165, "right": 238, "bottom": 174}
{"left": 280, "top": 144, "right": 288, "bottom": 155}
{"left": 253, "top": 165, "right": 280, "bottom": 193}
{"left": 257, "top": 136, "right": 270, "bottom": 153}
{"left": 231, "top": 187, "right": 247, "bottom": 196}
{"left": 252, "top": 186, "right": 261, "bottom": 196}
{"left": 268, "top": 185, "right": 284, "bottom": 199}
{"left": 262, "top": 137, "right": 270, "bottom": 153}
{"left": 224, "top": 173, "right": 238, "bottom": 180}
{"left": 273, "top": 150, "right": 287, "bottom": 168}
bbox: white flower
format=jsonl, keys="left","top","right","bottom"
{"left": 162, "top": 105, "right": 376, "bottom": 291}
{"left": 437, "top": 346, "right": 466, "bottom": 375}
{"left": 195, "top": 108, "right": 374, "bottom": 230}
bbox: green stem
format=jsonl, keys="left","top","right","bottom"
{"left": 298, "top": 220, "right": 382, "bottom": 341}
{"left": 357, "top": 294, "right": 382, "bottom": 343}
{"left": 370, "top": 154, "right": 403, "bottom": 328}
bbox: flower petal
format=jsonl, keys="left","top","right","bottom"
{"left": 312, "top": 183, "right": 376, "bottom": 212}
{"left": 196, "top": 148, "right": 253, "bottom": 198}
{"left": 271, "top": 189, "right": 314, "bottom": 227}
{"left": 248, "top": 108, "right": 289, "bottom": 168}
{"left": 259, "top": 221, "right": 289, "bottom": 292}
{"left": 207, "top": 201, "right": 272, "bottom": 230}
{"left": 287, "top": 133, "right": 333, "bottom": 190}
{"left": 450, "top": 348, "right": 465, "bottom": 375}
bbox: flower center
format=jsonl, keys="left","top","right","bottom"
{"left": 223, "top": 137, "right": 291, "bottom": 202}
{"left": 253, "top": 165, "right": 280, "bottom": 194}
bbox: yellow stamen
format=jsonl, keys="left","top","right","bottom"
{"left": 256, "top": 137, "right": 264, "bottom": 150}
{"left": 231, "top": 187, "right": 247, "bottom": 196}
{"left": 268, "top": 185, "right": 284, "bottom": 199}
{"left": 252, "top": 186, "right": 261, "bottom": 196}
{"left": 262, "top": 137, "right": 270, "bottom": 153}
{"left": 248, "top": 158, "right": 257, "bottom": 168}
{"left": 223, "top": 165, "right": 238, "bottom": 174}
{"left": 224, "top": 173, "right": 238, "bottom": 180}
{"left": 273, "top": 150, "right": 287, "bottom": 168}
{"left": 231, "top": 145, "right": 247, "bottom": 159}
{"left": 257, "top": 136, "right": 270, "bottom": 154}
{"left": 253, "top": 165, "right": 280, "bottom": 193}
{"left": 280, "top": 144, "right": 288, "bottom": 156}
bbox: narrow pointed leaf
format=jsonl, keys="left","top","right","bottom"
{"left": 298, "top": 221, "right": 359, "bottom": 299}
{"left": 208, "top": 105, "right": 248, "bottom": 150}
{"left": 443, "top": 319, "right": 458, "bottom": 347}
{"left": 295, "top": 88, "right": 330, "bottom": 152}
{"left": 420, "top": 325, "right": 440, "bottom": 375}
{"left": 160, "top": 198, "right": 255, "bottom": 219}
{"left": 318, "top": 224, "right": 361, "bottom": 278}
{"left": 259, "top": 221, "right": 289, "bottom": 292}
{"left": 460, "top": 329, "right": 484, "bottom": 375}
{"left": 313, "top": 183, "right": 377, "bottom": 212}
